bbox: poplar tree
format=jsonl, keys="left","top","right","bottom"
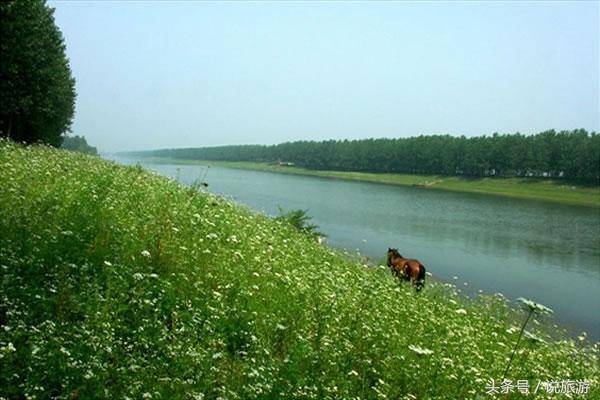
{"left": 0, "top": 0, "right": 76, "bottom": 146}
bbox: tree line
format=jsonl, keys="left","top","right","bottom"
{"left": 61, "top": 135, "right": 97, "bottom": 155}
{"left": 135, "top": 129, "right": 599, "bottom": 183}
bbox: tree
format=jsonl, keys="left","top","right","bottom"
{"left": 134, "top": 129, "right": 599, "bottom": 183}
{"left": 0, "top": 0, "right": 76, "bottom": 147}
{"left": 61, "top": 135, "right": 97, "bottom": 155}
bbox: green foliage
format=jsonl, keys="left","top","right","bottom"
{"left": 274, "top": 207, "right": 324, "bottom": 240}
{"left": 1, "top": 140, "right": 598, "bottom": 399}
{"left": 138, "top": 158, "right": 600, "bottom": 207}
{"left": 62, "top": 135, "right": 98, "bottom": 155}
{"left": 133, "top": 129, "right": 600, "bottom": 183}
{"left": 0, "top": 0, "right": 76, "bottom": 146}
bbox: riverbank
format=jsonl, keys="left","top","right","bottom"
{"left": 138, "top": 157, "right": 600, "bottom": 208}
{"left": 2, "top": 141, "right": 598, "bottom": 399}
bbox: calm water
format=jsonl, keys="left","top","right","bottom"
{"left": 116, "top": 157, "right": 600, "bottom": 339}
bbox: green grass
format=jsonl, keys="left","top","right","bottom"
{"left": 140, "top": 157, "right": 600, "bottom": 208}
{"left": 2, "top": 140, "right": 598, "bottom": 399}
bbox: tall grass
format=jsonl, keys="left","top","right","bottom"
{"left": 1, "top": 140, "right": 598, "bottom": 399}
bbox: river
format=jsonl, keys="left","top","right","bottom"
{"left": 114, "top": 157, "right": 600, "bottom": 339}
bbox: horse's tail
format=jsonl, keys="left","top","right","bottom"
{"left": 416, "top": 264, "right": 426, "bottom": 292}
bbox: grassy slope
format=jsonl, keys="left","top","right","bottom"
{"left": 140, "top": 157, "right": 600, "bottom": 208}
{"left": 2, "top": 141, "right": 598, "bottom": 399}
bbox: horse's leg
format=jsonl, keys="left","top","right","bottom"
{"left": 415, "top": 265, "right": 426, "bottom": 292}
{"left": 402, "top": 272, "right": 410, "bottom": 282}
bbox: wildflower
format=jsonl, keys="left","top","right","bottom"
{"left": 3, "top": 342, "right": 16, "bottom": 353}
{"left": 206, "top": 233, "right": 218, "bottom": 240}
{"left": 524, "top": 330, "right": 545, "bottom": 343}
{"left": 227, "top": 235, "right": 239, "bottom": 243}
{"left": 348, "top": 370, "right": 359, "bottom": 376}
{"left": 103, "top": 260, "right": 112, "bottom": 267}
{"left": 141, "top": 250, "right": 151, "bottom": 258}
{"left": 408, "top": 345, "right": 434, "bottom": 356}
{"left": 455, "top": 308, "right": 467, "bottom": 315}
{"left": 133, "top": 273, "right": 144, "bottom": 281}
{"left": 516, "top": 298, "right": 553, "bottom": 315}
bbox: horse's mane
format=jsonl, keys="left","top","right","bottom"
{"left": 388, "top": 248, "right": 403, "bottom": 258}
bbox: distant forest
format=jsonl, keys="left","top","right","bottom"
{"left": 134, "top": 130, "right": 599, "bottom": 183}
{"left": 62, "top": 135, "right": 97, "bottom": 155}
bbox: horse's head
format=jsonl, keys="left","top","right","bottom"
{"left": 387, "top": 248, "right": 398, "bottom": 266}
{"left": 387, "top": 248, "right": 405, "bottom": 266}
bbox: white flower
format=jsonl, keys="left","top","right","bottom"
{"left": 227, "top": 235, "right": 239, "bottom": 243}
{"left": 455, "top": 309, "right": 467, "bottom": 315}
{"left": 408, "top": 345, "right": 434, "bottom": 356}
{"left": 206, "top": 233, "right": 218, "bottom": 240}
{"left": 141, "top": 250, "right": 151, "bottom": 258}
{"left": 3, "top": 342, "right": 16, "bottom": 353}
{"left": 348, "top": 370, "right": 359, "bottom": 376}
{"left": 524, "top": 330, "right": 545, "bottom": 343}
{"left": 506, "top": 326, "right": 518, "bottom": 334}
{"left": 103, "top": 260, "right": 112, "bottom": 267}
{"left": 133, "top": 273, "right": 144, "bottom": 281}
{"left": 516, "top": 297, "right": 553, "bottom": 314}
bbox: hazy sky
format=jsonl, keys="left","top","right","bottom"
{"left": 51, "top": 1, "right": 599, "bottom": 152}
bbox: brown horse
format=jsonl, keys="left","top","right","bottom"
{"left": 387, "top": 248, "right": 426, "bottom": 291}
